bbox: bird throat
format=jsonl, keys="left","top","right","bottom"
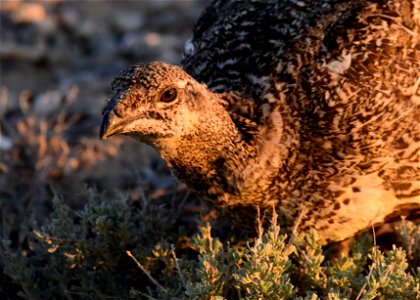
{"left": 158, "top": 122, "right": 254, "bottom": 198}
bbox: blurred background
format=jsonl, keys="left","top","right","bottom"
{"left": 0, "top": 0, "right": 208, "bottom": 248}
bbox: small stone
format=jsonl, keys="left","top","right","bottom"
{"left": 13, "top": 3, "right": 46, "bottom": 24}
{"left": 145, "top": 32, "right": 161, "bottom": 47}
{"left": 0, "top": 135, "right": 13, "bottom": 151}
{"left": 113, "top": 11, "right": 144, "bottom": 32}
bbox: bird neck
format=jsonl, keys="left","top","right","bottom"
{"left": 153, "top": 95, "right": 296, "bottom": 207}
{"left": 156, "top": 105, "right": 253, "bottom": 194}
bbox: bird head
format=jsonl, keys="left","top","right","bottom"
{"left": 99, "top": 61, "right": 221, "bottom": 147}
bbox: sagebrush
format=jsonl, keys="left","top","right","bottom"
{"left": 2, "top": 188, "right": 419, "bottom": 299}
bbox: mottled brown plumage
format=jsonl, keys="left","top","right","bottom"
{"left": 100, "top": 0, "right": 419, "bottom": 244}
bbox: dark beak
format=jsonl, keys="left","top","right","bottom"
{"left": 100, "top": 91, "right": 129, "bottom": 140}
{"left": 99, "top": 106, "right": 125, "bottom": 140}
{"left": 99, "top": 110, "right": 112, "bottom": 140}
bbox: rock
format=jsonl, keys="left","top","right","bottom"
{"left": 13, "top": 3, "right": 46, "bottom": 24}
{"left": 0, "top": 135, "right": 13, "bottom": 151}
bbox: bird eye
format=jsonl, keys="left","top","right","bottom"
{"left": 160, "top": 88, "right": 178, "bottom": 103}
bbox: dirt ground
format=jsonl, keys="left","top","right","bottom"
{"left": 0, "top": 0, "right": 209, "bottom": 247}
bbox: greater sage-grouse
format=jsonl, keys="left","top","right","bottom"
{"left": 100, "top": 0, "right": 420, "bottom": 244}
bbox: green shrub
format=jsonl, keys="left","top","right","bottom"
{"left": 2, "top": 189, "right": 419, "bottom": 299}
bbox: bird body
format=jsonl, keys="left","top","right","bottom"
{"left": 100, "top": 0, "right": 420, "bottom": 244}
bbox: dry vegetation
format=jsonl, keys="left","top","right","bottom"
{"left": 0, "top": 1, "right": 419, "bottom": 299}
{"left": 0, "top": 0, "right": 206, "bottom": 245}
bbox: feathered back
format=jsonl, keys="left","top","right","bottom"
{"left": 182, "top": 0, "right": 419, "bottom": 124}
{"left": 183, "top": 0, "right": 356, "bottom": 97}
